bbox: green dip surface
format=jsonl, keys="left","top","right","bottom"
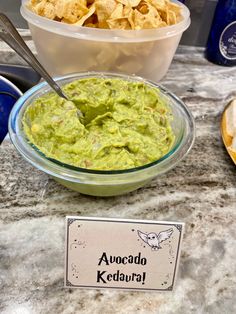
{"left": 23, "top": 78, "right": 175, "bottom": 171}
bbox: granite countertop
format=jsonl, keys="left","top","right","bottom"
{"left": 0, "top": 36, "right": 236, "bottom": 314}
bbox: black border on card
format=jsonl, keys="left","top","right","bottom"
{"left": 65, "top": 217, "right": 184, "bottom": 291}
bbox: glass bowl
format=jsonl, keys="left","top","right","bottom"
{"left": 9, "top": 72, "right": 195, "bottom": 196}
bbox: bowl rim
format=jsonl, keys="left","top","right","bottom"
{"left": 0, "top": 75, "right": 23, "bottom": 97}
{"left": 9, "top": 72, "right": 195, "bottom": 183}
{"left": 21, "top": 0, "right": 190, "bottom": 43}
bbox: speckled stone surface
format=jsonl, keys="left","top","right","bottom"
{"left": 0, "top": 40, "right": 236, "bottom": 314}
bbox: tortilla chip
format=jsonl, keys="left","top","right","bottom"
{"left": 107, "top": 18, "right": 131, "bottom": 29}
{"left": 119, "top": 41, "right": 154, "bottom": 56}
{"left": 160, "top": 7, "right": 167, "bottom": 24}
{"left": 74, "top": 4, "right": 96, "bottom": 26}
{"left": 83, "top": 14, "right": 98, "bottom": 28}
{"left": 29, "top": 0, "right": 182, "bottom": 29}
{"left": 55, "top": 0, "right": 88, "bottom": 24}
{"left": 84, "top": 22, "right": 98, "bottom": 28}
{"left": 134, "top": 3, "right": 162, "bottom": 29}
{"left": 107, "top": 3, "right": 136, "bottom": 29}
{"left": 167, "top": 1, "right": 181, "bottom": 22}
{"left": 149, "top": 0, "right": 166, "bottom": 11}
{"left": 125, "top": 6, "right": 135, "bottom": 29}
{"left": 161, "top": 7, "right": 177, "bottom": 25}
{"left": 95, "top": 0, "right": 117, "bottom": 28}
{"left": 157, "top": 21, "right": 167, "bottom": 27}
{"left": 96, "top": 45, "right": 120, "bottom": 70}
{"left": 168, "top": 10, "right": 177, "bottom": 25}
{"left": 116, "top": 59, "right": 143, "bottom": 73}
{"left": 30, "top": 0, "right": 43, "bottom": 15}
{"left": 116, "top": 0, "right": 142, "bottom": 7}
{"left": 110, "top": 3, "right": 124, "bottom": 19}
{"left": 30, "top": 0, "right": 44, "bottom": 5}
{"left": 167, "top": 1, "right": 182, "bottom": 13}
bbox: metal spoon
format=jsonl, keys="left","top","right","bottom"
{"left": 0, "top": 13, "right": 75, "bottom": 102}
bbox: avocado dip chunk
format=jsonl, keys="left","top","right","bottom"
{"left": 23, "top": 78, "right": 175, "bottom": 171}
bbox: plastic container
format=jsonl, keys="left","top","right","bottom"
{"left": 9, "top": 72, "right": 195, "bottom": 197}
{"left": 21, "top": 0, "right": 190, "bottom": 82}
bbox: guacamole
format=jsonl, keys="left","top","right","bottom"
{"left": 23, "top": 78, "right": 175, "bottom": 171}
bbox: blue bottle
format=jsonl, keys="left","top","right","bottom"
{"left": 206, "top": 0, "right": 236, "bottom": 66}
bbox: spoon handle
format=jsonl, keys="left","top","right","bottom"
{"left": 0, "top": 13, "right": 68, "bottom": 99}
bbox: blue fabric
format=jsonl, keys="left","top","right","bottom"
{"left": 0, "top": 78, "right": 22, "bottom": 143}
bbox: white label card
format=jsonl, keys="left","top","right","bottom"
{"left": 65, "top": 216, "right": 184, "bottom": 291}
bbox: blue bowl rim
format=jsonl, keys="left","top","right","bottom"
{"left": 0, "top": 75, "right": 23, "bottom": 97}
